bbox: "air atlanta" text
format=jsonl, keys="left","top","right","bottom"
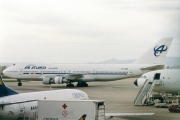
{"left": 24, "top": 66, "right": 46, "bottom": 69}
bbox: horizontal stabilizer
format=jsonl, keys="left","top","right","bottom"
{"left": 0, "top": 99, "right": 38, "bottom": 106}
{"left": 105, "top": 113, "right": 154, "bottom": 118}
{"left": 140, "top": 64, "right": 165, "bottom": 70}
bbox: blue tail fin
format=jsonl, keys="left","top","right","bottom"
{"left": 0, "top": 76, "right": 19, "bottom": 97}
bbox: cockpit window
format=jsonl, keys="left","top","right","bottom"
{"left": 141, "top": 76, "right": 147, "bottom": 79}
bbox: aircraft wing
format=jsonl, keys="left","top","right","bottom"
{"left": 140, "top": 64, "right": 164, "bottom": 70}
{"left": 105, "top": 113, "right": 154, "bottom": 119}
{"left": 64, "top": 74, "right": 83, "bottom": 80}
{"left": 43, "top": 73, "right": 95, "bottom": 83}
{"left": 44, "top": 74, "right": 83, "bottom": 80}
{"left": 0, "top": 100, "right": 38, "bottom": 106}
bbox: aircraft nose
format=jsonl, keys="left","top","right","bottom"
{"left": 2, "top": 69, "right": 9, "bottom": 76}
{"left": 134, "top": 79, "right": 138, "bottom": 86}
{"left": 2, "top": 69, "right": 7, "bottom": 75}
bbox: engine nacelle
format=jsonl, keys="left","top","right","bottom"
{"left": 138, "top": 78, "right": 147, "bottom": 87}
{"left": 134, "top": 78, "right": 146, "bottom": 87}
{"left": 42, "top": 77, "right": 52, "bottom": 84}
{"left": 42, "top": 76, "right": 68, "bottom": 85}
{"left": 54, "top": 76, "right": 68, "bottom": 84}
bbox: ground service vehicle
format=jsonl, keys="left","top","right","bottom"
{"left": 37, "top": 100, "right": 105, "bottom": 120}
{"left": 168, "top": 104, "right": 180, "bottom": 113}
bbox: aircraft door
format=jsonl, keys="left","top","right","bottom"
{"left": 92, "top": 69, "right": 97, "bottom": 79}
{"left": 41, "top": 70, "right": 43, "bottom": 75}
{"left": 128, "top": 68, "right": 134, "bottom": 76}
{"left": 18, "top": 103, "right": 25, "bottom": 119}
{"left": 68, "top": 69, "right": 72, "bottom": 74}
{"left": 153, "top": 73, "right": 162, "bottom": 85}
{"left": 92, "top": 69, "right": 96, "bottom": 75}
{"left": 154, "top": 73, "right": 161, "bottom": 80}
{"left": 19, "top": 69, "right": 23, "bottom": 75}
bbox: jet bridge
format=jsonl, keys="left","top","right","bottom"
{"left": 134, "top": 79, "right": 161, "bottom": 106}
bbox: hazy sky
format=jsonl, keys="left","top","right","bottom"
{"left": 0, "top": 0, "right": 180, "bottom": 63}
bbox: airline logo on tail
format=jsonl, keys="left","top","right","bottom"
{"left": 154, "top": 45, "right": 168, "bottom": 57}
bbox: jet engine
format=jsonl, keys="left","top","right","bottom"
{"left": 134, "top": 78, "right": 147, "bottom": 87}
{"left": 42, "top": 76, "right": 68, "bottom": 85}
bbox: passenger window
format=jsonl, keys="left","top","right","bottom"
{"left": 141, "top": 76, "right": 146, "bottom": 79}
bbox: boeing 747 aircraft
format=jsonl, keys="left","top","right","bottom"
{"left": 0, "top": 76, "right": 89, "bottom": 120}
{"left": 3, "top": 38, "right": 173, "bottom": 87}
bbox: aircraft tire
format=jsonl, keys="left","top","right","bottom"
{"left": 77, "top": 83, "right": 81, "bottom": 87}
{"left": 77, "top": 82, "right": 88, "bottom": 87}
{"left": 66, "top": 84, "right": 74, "bottom": 87}
{"left": 84, "top": 83, "right": 88, "bottom": 87}
{"left": 18, "top": 83, "right": 22, "bottom": 86}
{"left": 169, "top": 110, "right": 174, "bottom": 113}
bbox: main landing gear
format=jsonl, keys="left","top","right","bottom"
{"left": 17, "top": 79, "right": 22, "bottom": 86}
{"left": 66, "top": 82, "right": 75, "bottom": 87}
{"left": 77, "top": 82, "right": 88, "bottom": 87}
{"left": 66, "top": 82, "right": 89, "bottom": 87}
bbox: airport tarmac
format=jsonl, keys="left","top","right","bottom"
{"left": 4, "top": 78, "right": 180, "bottom": 120}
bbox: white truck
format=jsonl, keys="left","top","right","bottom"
{"left": 37, "top": 100, "right": 105, "bottom": 120}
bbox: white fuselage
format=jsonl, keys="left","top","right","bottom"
{"left": 3, "top": 63, "right": 159, "bottom": 82}
{"left": 0, "top": 89, "right": 89, "bottom": 120}
{"left": 137, "top": 69, "right": 180, "bottom": 94}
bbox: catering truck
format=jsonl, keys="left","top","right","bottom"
{"left": 37, "top": 100, "right": 105, "bottom": 120}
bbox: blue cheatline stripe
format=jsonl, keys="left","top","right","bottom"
{"left": 23, "top": 72, "right": 128, "bottom": 75}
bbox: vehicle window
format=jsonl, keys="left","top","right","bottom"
{"left": 172, "top": 105, "right": 175, "bottom": 108}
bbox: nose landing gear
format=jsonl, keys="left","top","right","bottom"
{"left": 17, "top": 79, "right": 22, "bottom": 86}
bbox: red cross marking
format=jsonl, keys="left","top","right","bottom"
{"left": 62, "top": 103, "right": 67, "bottom": 109}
